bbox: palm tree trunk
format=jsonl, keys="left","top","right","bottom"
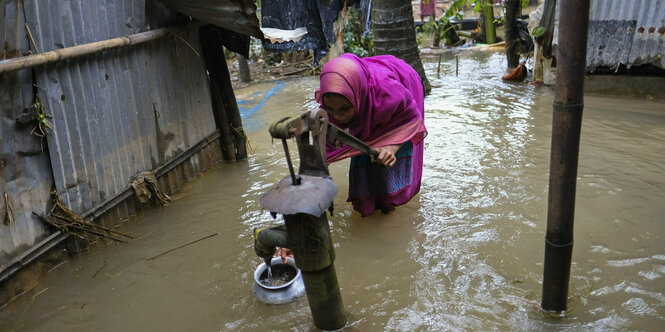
{"left": 505, "top": 0, "right": 521, "bottom": 69}
{"left": 372, "top": 0, "right": 431, "bottom": 94}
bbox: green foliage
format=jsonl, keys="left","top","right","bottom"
{"left": 422, "top": 16, "right": 458, "bottom": 47}
{"left": 446, "top": 0, "right": 531, "bottom": 19}
{"left": 444, "top": 0, "right": 494, "bottom": 18}
{"left": 473, "top": 1, "right": 483, "bottom": 14}
{"left": 416, "top": 27, "right": 424, "bottom": 46}
{"left": 342, "top": 6, "right": 373, "bottom": 57}
{"left": 444, "top": 0, "right": 471, "bottom": 19}
{"left": 263, "top": 51, "right": 282, "bottom": 66}
{"left": 532, "top": 26, "right": 545, "bottom": 38}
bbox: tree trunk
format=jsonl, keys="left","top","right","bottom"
{"left": 505, "top": 0, "right": 521, "bottom": 69}
{"left": 372, "top": 0, "right": 431, "bottom": 94}
{"left": 238, "top": 55, "right": 251, "bottom": 83}
{"left": 482, "top": 0, "right": 496, "bottom": 44}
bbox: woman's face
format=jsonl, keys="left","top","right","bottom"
{"left": 322, "top": 93, "right": 355, "bottom": 124}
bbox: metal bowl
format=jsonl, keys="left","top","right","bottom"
{"left": 253, "top": 257, "right": 305, "bottom": 305}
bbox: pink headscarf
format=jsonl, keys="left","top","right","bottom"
{"left": 315, "top": 53, "right": 427, "bottom": 163}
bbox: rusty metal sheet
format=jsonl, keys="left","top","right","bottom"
{"left": 587, "top": 0, "right": 665, "bottom": 71}
{"left": 19, "top": 0, "right": 218, "bottom": 218}
{"left": 2, "top": 0, "right": 228, "bottom": 272}
{"left": 160, "top": 0, "right": 263, "bottom": 39}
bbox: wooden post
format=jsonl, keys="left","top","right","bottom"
{"left": 199, "top": 27, "right": 236, "bottom": 161}
{"left": 198, "top": 26, "right": 247, "bottom": 161}
{"left": 456, "top": 55, "right": 459, "bottom": 76}
{"left": 238, "top": 55, "right": 251, "bottom": 83}
{"left": 541, "top": 0, "right": 590, "bottom": 313}
{"left": 220, "top": 55, "right": 248, "bottom": 160}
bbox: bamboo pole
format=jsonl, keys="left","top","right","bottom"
{"left": 482, "top": 0, "right": 496, "bottom": 44}
{"left": 0, "top": 22, "right": 203, "bottom": 75}
{"left": 541, "top": 0, "right": 590, "bottom": 313}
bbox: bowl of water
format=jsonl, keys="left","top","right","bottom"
{"left": 253, "top": 256, "right": 305, "bottom": 304}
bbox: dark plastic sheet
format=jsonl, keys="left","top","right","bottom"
{"left": 261, "top": 0, "right": 346, "bottom": 64}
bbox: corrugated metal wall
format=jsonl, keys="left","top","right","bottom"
{"left": 0, "top": 0, "right": 53, "bottom": 266}
{"left": 1, "top": 0, "right": 224, "bottom": 268}
{"left": 587, "top": 0, "right": 665, "bottom": 71}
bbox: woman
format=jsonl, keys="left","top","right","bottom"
{"left": 316, "top": 53, "right": 427, "bottom": 217}
{"left": 276, "top": 53, "right": 427, "bottom": 262}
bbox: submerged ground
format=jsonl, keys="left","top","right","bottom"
{"left": 1, "top": 50, "right": 664, "bottom": 331}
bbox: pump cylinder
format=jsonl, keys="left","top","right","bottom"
{"left": 284, "top": 213, "right": 346, "bottom": 330}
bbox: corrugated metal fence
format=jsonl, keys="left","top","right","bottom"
{"left": 587, "top": 0, "right": 665, "bottom": 71}
{"left": 0, "top": 0, "right": 53, "bottom": 267}
{"left": 28, "top": 0, "right": 218, "bottom": 215}
{"left": 1, "top": 0, "right": 226, "bottom": 277}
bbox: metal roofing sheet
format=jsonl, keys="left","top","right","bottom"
{"left": 587, "top": 0, "right": 665, "bottom": 71}
{"left": 0, "top": 0, "right": 52, "bottom": 266}
{"left": 1, "top": 0, "right": 232, "bottom": 276}
{"left": 20, "top": 0, "right": 217, "bottom": 222}
{"left": 160, "top": 0, "right": 263, "bottom": 39}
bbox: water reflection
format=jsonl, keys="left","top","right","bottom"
{"left": 1, "top": 51, "right": 664, "bottom": 331}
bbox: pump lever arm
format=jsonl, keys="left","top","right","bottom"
{"left": 268, "top": 111, "right": 379, "bottom": 158}
{"left": 326, "top": 123, "right": 379, "bottom": 158}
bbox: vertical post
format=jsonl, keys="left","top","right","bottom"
{"left": 199, "top": 26, "right": 238, "bottom": 161}
{"left": 284, "top": 213, "right": 346, "bottom": 330}
{"left": 541, "top": 0, "right": 590, "bottom": 313}
{"left": 482, "top": 0, "right": 496, "bottom": 44}
{"left": 504, "top": 0, "right": 521, "bottom": 69}
{"left": 238, "top": 55, "right": 251, "bottom": 83}
{"left": 456, "top": 55, "right": 459, "bottom": 76}
{"left": 198, "top": 25, "right": 248, "bottom": 161}
{"left": 219, "top": 53, "right": 248, "bottom": 160}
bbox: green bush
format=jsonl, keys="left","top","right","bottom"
{"left": 342, "top": 6, "right": 373, "bottom": 58}
{"left": 422, "top": 16, "right": 460, "bottom": 47}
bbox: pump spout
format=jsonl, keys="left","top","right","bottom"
{"left": 253, "top": 226, "right": 288, "bottom": 263}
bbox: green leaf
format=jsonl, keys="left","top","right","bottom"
{"left": 444, "top": 0, "right": 470, "bottom": 18}
{"left": 532, "top": 26, "right": 545, "bottom": 38}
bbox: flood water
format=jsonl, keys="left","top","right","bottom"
{"left": 1, "top": 50, "right": 664, "bottom": 331}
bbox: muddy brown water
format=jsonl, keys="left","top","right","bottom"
{"left": 1, "top": 51, "right": 664, "bottom": 331}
